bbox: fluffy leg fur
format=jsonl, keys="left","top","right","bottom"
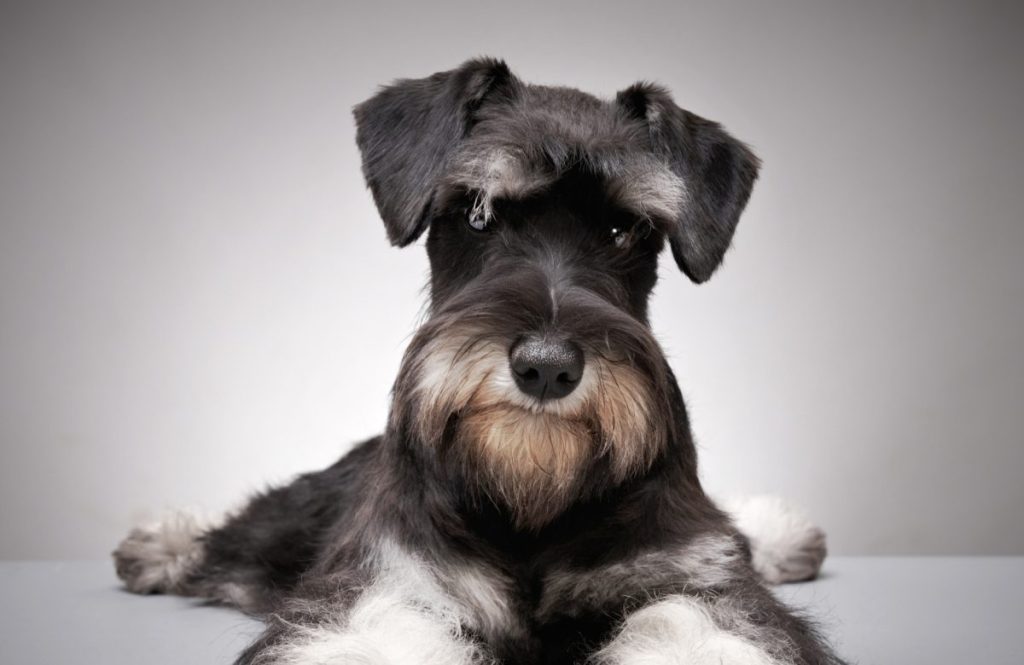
{"left": 112, "top": 437, "right": 382, "bottom": 612}
{"left": 113, "top": 508, "right": 214, "bottom": 594}
{"left": 594, "top": 595, "right": 781, "bottom": 665}
{"left": 236, "top": 540, "right": 492, "bottom": 665}
{"left": 723, "top": 495, "right": 827, "bottom": 584}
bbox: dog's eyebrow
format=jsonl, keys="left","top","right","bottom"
{"left": 603, "top": 166, "right": 687, "bottom": 225}
{"left": 443, "top": 148, "right": 686, "bottom": 225}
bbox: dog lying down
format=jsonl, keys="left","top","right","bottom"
{"left": 115, "top": 58, "right": 845, "bottom": 665}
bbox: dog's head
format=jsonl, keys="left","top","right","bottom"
{"left": 354, "top": 58, "right": 759, "bottom": 528}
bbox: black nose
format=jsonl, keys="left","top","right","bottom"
{"left": 509, "top": 335, "right": 584, "bottom": 401}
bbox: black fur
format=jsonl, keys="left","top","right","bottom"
{"left": 115, "top": 58, "right": 844, "bottom": 665}
{"left": 617, "top": 82, "right": 761, "bottom": 283}
{"left": 354, "top": 58, "right": 516, "bottom": 246}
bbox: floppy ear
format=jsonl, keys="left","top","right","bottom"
{"left": 353, "top": 58, "right": 516, "bottom": 247}
{"left": 617, "top": 83, "right": 761, "bottom": 283}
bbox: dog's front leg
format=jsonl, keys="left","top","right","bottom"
{"left": 593, "top": 594, "right": 778, "bottom": 665}
{"left": 235, "top": 602, "right": 486, "bottom": 665}
{"left": 234, "top": 550, "right": 492, "bottom": 665}
{"left": 592, "top": 580, "right": 842, "bottom": 665}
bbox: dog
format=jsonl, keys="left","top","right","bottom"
{"left": 114, "top": 58, "right": 844, "bottom": 665}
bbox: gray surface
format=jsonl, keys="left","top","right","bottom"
{"left": 0, "top": 561, "right": 262, "bottom": 664}
{"left": 1, "top": 558, "right": 1022, "bottom": 664}
{"left": 777, "top": 557, "right": 1024, "bottom": 664}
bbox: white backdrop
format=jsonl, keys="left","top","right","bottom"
{"left": 2, "top": 0, "right": 1022, "bottom": 558}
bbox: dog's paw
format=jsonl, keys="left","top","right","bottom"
{"left": 723, "top": 495, "right": 827, "bottom": 584}
{"left": 112, "top": 509, "right": 211, "bottom": 594}
{"left": 594, "top": 595, "right": 780, "bottom": 665}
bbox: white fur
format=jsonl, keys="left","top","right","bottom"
{"left": 444, "top": 562, "right": 518, "bottom": 640}
{"left": 368, "top": 539, "right": 516, "bottom": 638}
{"left": 594, "top": 595, "right": 782, "bottom": 665}
{"left": 113, "top": 509, "right": 215, "bottom": 593}
{"left": 257, "top": 539, "right": 504, "bottom": 665}
{"left": 723, "top": 495, "right": 827, "bottom": 584}
{"left": 259, "top": 596, "right": 486, "bottom": 665}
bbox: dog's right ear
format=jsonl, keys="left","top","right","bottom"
{"left": 354, "top": 58, "right": 517, "bottom": 247}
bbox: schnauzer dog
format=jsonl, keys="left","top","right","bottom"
{"left": 114, "top": 58, "right": 844, "bottom": 665}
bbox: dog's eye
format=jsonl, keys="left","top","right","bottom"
{"left": 468, "top": 210, "right": 489, "bottom": 231}
{"left": 610, "top": 221, "right": 652, "bottom": 248}
{"left": 467, "top": 193, "right": 491, "bottom": 232}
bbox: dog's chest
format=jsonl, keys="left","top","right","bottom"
{"left": 459, "top": 538, "right": 745, "bottom": 661}
{"left": 445, "top": 557, "right": 634, "bottom": 663}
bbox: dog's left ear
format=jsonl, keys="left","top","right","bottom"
{"left": 617, "top": 83, "right": 761, "bottom": 283}
{"left": 354, "top": 58, "right": 517, "bottom": 247}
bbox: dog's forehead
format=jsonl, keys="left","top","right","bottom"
{"left": 442, "top": 83, "right": 686, "bottom": 225}
{"left": 505, "top": 85, "right": 640, "bottom": 145}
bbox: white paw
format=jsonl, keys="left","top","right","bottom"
{"left": 595, "top": 596, "right": 779, "bottom": 665}
{"left": 723, "top": 495, "right": 827, "bottom": 584}
{"left": 112, "top": 509, "right": 212, "bottom": 594}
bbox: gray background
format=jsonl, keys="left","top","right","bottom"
{"left": 1, "top": 0, "right": 1022, "bottom": 559}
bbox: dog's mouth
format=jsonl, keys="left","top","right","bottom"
{"left": 455, "top": 400, "right": 595, "bottom": 437}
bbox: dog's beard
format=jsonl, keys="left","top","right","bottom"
{"left": 454, "top": 406, "right": 594, "bottom": 528}
{"left": 396, "top": 327, "right": 667, "bottom": 529}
